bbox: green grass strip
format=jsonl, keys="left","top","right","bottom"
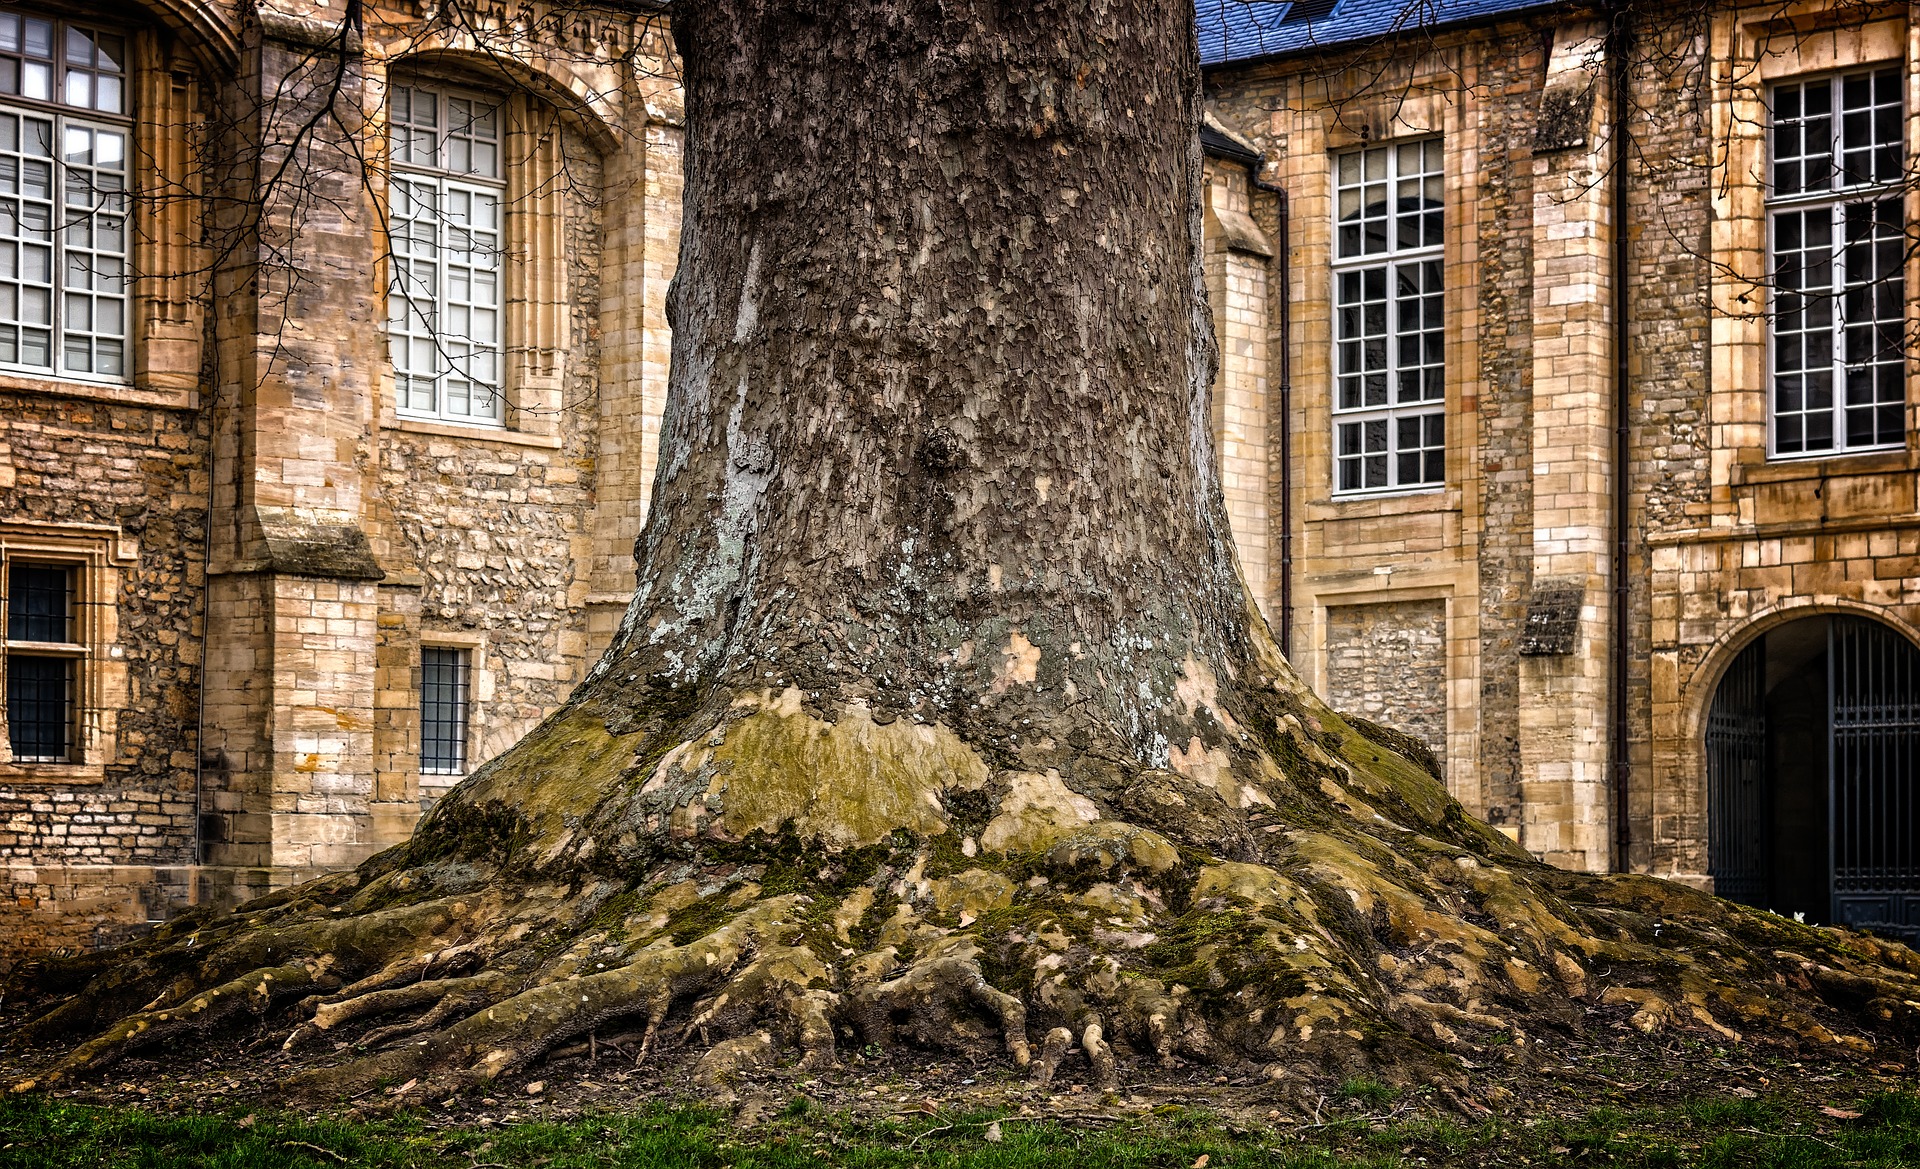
{"left": 0, "top": 1089, "right": 1916, "bottom": 1168}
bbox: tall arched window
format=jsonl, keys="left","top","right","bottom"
{"left": 0, "top": 9, "right": 128, "bottom": 379}
{"left": 387, "top": 81, "right": 506, "bottom": 426}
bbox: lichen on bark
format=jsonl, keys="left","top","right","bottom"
{"left": 8, "top": 0, "right": 1920, "bottom": 1104}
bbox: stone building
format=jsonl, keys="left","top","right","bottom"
{"left": 0, "top": 0, "right": 684, "bottom": 956}
{"left": 6, "top": 0, "right": 1920, "bottom": 959}
{"left": 1200, "top": 0, "right": 1920, "bottom": 940}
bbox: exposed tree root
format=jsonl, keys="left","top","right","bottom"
{"left": 18, "top": 965, "right": 317, "bottom": 1089}
{"left": 9, "top": 681, "right": 1920, "bottom": 1105}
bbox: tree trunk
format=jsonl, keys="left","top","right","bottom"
{"left": 9, "top": 0, "right": 1920, "bottom": 1104}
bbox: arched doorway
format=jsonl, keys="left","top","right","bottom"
{"left": 1706, "top": 615, "right": 1920, "bottom": 942}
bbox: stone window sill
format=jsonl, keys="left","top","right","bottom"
{"left": 0, "top": 369, "right": 195, "bottom": 411}
{"left": 0, "top": 761, "right": 105, "bottom": 783}
{"left": 1305, "top": 486, "right": 1458, "bottom": 522}
{"left": 384, "top": 417, "right": 564, "bottom": 450}
{"left": 1733, "top": 447, "right": 1916, "bottom": 485}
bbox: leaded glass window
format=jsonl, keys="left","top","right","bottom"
{"left": 389, "top": 83, "right": 505, "bottom": 426}
{"left": 1769, "top": 69, "right": 1909, "bottom": 457}
{"left": 0, "top": 8, "right": 126, "bottom": 379}
{"left": 1332, "top": 139, "right": 1445, "bottom": 493}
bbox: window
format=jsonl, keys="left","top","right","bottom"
{"left": 388, "top": 83, "right": 505, "bottom": 426}
{"left": 0, "top": 9, "right": 126, "bottom": 380}
{"left": 1332, "top": 139, "right": 1445, "bottom": 494}
{"left": 420, "top": 645, "right": 470, "bottom": 775}
{"left": 5, "top": 560, "right": 79, "bottom": 761}
{"left": 1768, "top": 68, "right": 1907, "bottom": 457}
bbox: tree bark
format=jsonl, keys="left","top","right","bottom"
{"left": 9, "top": 0, "right": 1920, "bottom": 1104}
{"left": 600, "top": 0, "right": 1257, "bottom": 788}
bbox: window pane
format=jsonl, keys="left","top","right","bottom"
{"left": 54, "top": 119, "right": 128, "bottom": 376}
{"left": 7, "top": 652, "right": 71, "bottom": 760}
{"left": 1838, "top": 68, "right": 1904, "bottom": 186}
{"left": 1331, "top": 141, "right": 1445, "bottom": 493}
{"left": 7, "top": 562, "right": 71, "bottom": 641}
{"left": 1770, "top": 205, "right": 1842, "bottom": 454}
{"left": 1771, "top": 79, "right": 1835, "bottom": 195}
{"left": 0, "top": 109, "right": 51, "bottom": 370}
{"left": 420, "top": 647, "right": 470, "bottom": 775}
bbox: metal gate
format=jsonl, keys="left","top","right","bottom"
{"left": 1707, "top": 638, "right": 1768, "bottom": 908}
{"left": 1829, "top": 617, "right": 1920, "bottom": 943}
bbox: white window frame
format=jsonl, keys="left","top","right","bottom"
{"left": 387, "top": 81, "right": 507, "bottom": 428}
{"left": 1330, "top": 138, "right": 1446, "bottom": 496}
{"left": 0, "top": 9, "right": 129, "bottom": 384}
{"left": 1766, "top": 66, "right": 1909, "bottom": 460}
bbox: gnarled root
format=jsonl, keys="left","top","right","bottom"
{"left": 14, "top": 718, "right": 1920, "bottom": 1108}
{"left": 849, "top": 948, "right": 1031, "bottom": 1069}
{"left": 16, "top": 964, "right": 317, "bottom": 1091}
{"left": 284, "top": 896, "right": 805, "bottom": 1102}
{"left": 282, "top": 971, "right": 515, "bottom": 1052}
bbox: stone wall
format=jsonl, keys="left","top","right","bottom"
{"left": 1621, "top": 25, "right": 1713, "bottom": 874}
{"left": 1207, "top": 3, "right": 1920, "bottom": 887}
{"left": 1206, "top": 22, "right": 1560, "bottom": 840}
{"left": 1201, "top": 154, "right": 1279, "bottom": 615}
{"left": 1324, "top": 600, "right": 1449, "bottom": 763}
{"left": 0, "top": 0, "right": 671, "bottom": 968}
{"left": 374, "top": 125, "right": 607, "bottom": 798}
{"left": 0, "top": 390, "right": 208, "bottom": 951}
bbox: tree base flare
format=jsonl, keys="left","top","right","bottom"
{"left": 7, "top": 699, "right": 1919, "bottom": 1106}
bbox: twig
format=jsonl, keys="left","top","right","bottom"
{"left": 1286, "top": 1102, "right": 1415, "bottom": 1131}
{"left": 1736, "top": 1127, "right": 1844, "bottom": 1151}
{"left": 281, "top": 1140, "right": 348, "bottom": 1163}
{"left": 903, "top": 1113, "right": 1120, "bottom": 1147}
{"left": 905, "top": 1123, "right": 952, "bottom": 1147}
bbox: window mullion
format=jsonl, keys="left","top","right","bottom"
{"left": 434, "top": 176, "right": 450, "bottom": 392}
{"left": 1385, "top": 256, "right": 1404, "bottom": 487}
{"left": 1830, "top": 199, "right": 1846, "bottom": 450}
{"left": 49, "top": 111, "right": 61, "bottom": 372}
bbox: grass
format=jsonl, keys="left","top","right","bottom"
{"left": 0, "top": 1088, "right": 1916, "bottom": 1168}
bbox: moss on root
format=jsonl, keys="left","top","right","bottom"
{"left": 8, "top": 688, "right": 1920, "bottom": 1105}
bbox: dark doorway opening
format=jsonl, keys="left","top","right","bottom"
{"left": 1706, "top": 615, "right": 1920, "bottom": 943}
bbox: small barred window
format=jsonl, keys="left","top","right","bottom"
{"left": 419, "top": 645, "right": 471, "bottom": 776}
{"left": 5, "top": 559, "right": 79, "bottom": 761}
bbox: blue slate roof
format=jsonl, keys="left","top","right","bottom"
{"left": 1196, "top": 0, "right": 1564, "bottom": 66}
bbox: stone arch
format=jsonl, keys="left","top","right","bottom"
{"left": 1681, "top": 599, "right": 1920, "bottom": 916}
{"left": 133, "top": 0, "right": 239, "bottom": 71}
{"left": 371, "top": 45, "right": 626, "bottom": 155}
{"left": 1683, "top": 598, "right": 1920, "bottom": 756}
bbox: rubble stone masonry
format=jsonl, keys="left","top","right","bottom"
{"left": 1, "top": 391, "right": 207, "bottom": 953}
